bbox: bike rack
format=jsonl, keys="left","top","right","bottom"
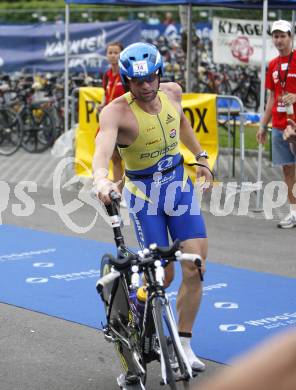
{"left": 216, "top": 95, "right": 245, "bottom": 184}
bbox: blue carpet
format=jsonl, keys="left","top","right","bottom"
{"left": 0, "top": 224, "right": 295, "bottom": 364}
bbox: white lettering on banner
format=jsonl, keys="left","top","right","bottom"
{"left": 167, "top": 287, "right": 229, "bottom": 301}
{"left": 245, "top": 312, "right": 296, "bottom": 326}
{"left": 50, "top": 269, "right": 100, "bottom": 282}
{"left": 0, "top": 249, "right": 56, "bottom": 262}
{"left": 33, "top": 262, "right": 55, "bottom": 268}
{"left": 44, "top": 31, "right": 106, "bottom": 58}
{"left": 219, "top": 324, "right": 246, "bottom": 332}
{"left": 167, "top": 291, "right": 178, "bottom": 302}
{"left": 214, "top": 302, "right": 239, "bottom": 309}
{"left": 68, "top": 55, "right": 105, "bottom": 69}
{"left": 203, "top": 283, "right": 228, "bottom": 291}
{"left": 213, "top": 17, "right": 296, "bottom": 66}
{"left": 26, "top": 277, "right": 49, "bottom": 284}
{"left": 220, "top": 312, "right": 296, "bottom": 334}
{"left": 141, "top": 29, "right": 160, "bottom": 41}
{"left": 25, "top": 269, "right": 100, "bottom": 284}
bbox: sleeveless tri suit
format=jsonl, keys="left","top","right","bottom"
{"left": 118, "top": 90, "right": 206, "bottom": 248}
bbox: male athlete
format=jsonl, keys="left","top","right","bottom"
{"left": 93, "top": 42, "right": 212, "bottom": 377}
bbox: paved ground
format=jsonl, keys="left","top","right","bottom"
{"left": 0, "top": 147, "right": 295, "bottom": 390}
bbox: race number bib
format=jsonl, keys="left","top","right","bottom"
{"left": 132, "top": 61, "right": 148, "bottom": 75}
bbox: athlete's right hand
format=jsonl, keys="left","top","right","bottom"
{"left": 95, "top": 178, "right": 121, "bottom": 205}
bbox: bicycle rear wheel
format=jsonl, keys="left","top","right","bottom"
{"left": 152, "top": 297, "right": 177, "bottom": 390}
{"left": 0, "top": 108, "right": 23, "bottom": 156}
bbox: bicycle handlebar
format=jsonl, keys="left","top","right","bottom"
{"left": 97, "top": 239, "right": 203, "bottom": 289}
{"left": 105, "top": 190, "right": 121, "bottom": 217}
{"left": 96, "top": 269, "right": 121, "bottom": 293}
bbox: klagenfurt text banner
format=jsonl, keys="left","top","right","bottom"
{"left": 213, "top": 17, "right": 296, "bottom": 66}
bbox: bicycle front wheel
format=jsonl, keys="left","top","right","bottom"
{"left": 0, "top": 108, "right": 23, "bottom": 156}
{"left": 99, "top": 255, "right": 146, "bottom": 388}
{"left": 152, "top": 297, "right": 177, "bottom": 390}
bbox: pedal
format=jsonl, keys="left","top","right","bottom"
{"left": 117, "top": 373, "right": 145, "bottom": 389}
{"left": 175, "top": 372, "right": 191, "bottom": 382}
{"left": 117, "top": 373, "right": 127, "bottom": 388}
{"left": 103, "top": 325, "right": 114, "bottom": 343}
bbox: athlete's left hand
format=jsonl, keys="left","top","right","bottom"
{"left": 196, "top": 159, "right": 213, "bottom": 191}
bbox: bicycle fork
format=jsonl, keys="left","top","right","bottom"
{"left": 152, "top": 296, "right": 192, "bottom": 385}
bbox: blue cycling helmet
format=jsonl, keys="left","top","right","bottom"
{"left": 119, "top": 42, "right": 163, "bottom": 88}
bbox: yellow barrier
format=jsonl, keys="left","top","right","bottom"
{"left": 75, "top": 88, "right": 218, "bottom": 180}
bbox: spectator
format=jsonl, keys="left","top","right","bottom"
{"left": 100, "top": 42, "right": 125, "bottom": 186}
{"left": 101, "top": 42, "right": 125, "bottom": 106}
{"left": 163, "top": 11, "right": 174, "bottom": 26}
{"left": 256, "top": 20, "right": 296, "bottom": 228}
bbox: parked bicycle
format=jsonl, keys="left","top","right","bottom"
{"left": 96, "top": 192, "right": 203, "bottom": 390}
{"left": 0, "top": 82, "right": 23, "bottom": 156}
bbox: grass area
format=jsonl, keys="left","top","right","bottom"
{"left": 219, "top": 123, "right": 271, "bottom": 153}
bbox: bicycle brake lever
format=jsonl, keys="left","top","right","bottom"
{"left": 194, "top": 258, "right": 204, "bottom": 282}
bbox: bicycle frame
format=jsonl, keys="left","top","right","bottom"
{"left": 97, "top": 194, "right": 196, "bottom": 389}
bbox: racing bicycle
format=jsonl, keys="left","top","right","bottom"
{"left": 96, "top": 192, "right": 203, "bottom": 390}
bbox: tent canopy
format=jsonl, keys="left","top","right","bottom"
{"left": 65, "top": 0, "right": 296, "bottom": 9}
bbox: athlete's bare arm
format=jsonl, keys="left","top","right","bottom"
{"left": 92, "top": 100, "right": 123, "bottom": 202}
{"left": 161, "top": 82, "right": 212, "bottom": 182}
{"left": 198, "top": 329, "right": 296, "bottom": 390}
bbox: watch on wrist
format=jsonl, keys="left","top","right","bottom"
{"left": 195, "top": 150, "right": 209, "bottom": 161}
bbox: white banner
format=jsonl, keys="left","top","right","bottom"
{"left": 213, "top": 17, "right": 296, "bottom": 67}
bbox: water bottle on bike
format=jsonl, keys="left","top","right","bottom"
{"left": 129, "top": 286, "right": 147, "bottom": 326}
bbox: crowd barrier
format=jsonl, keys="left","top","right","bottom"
{"left": 217, "top": 96, "right": 246, "bottom": 183}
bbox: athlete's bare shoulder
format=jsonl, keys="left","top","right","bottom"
{"left": 99, "top": 94, "right": 130, "bottom": 125}
{"left": 159, "top": 82, "right": 183, "bottom": 103}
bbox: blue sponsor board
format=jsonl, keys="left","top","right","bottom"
{"left": 0, "top": 224, "right": 295, "bottom": 363}
{"left": 0, "top": 21, "right": 141, "bottom": 73}
{"left": 0, "top": 21, "right": 211, "bottom": 74}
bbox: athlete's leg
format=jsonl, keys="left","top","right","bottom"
{"left": 176, "top": 237, "right": 207, "bottom": 333}
{"left": 165, "top": 172, "right": 207, "bottom": 370}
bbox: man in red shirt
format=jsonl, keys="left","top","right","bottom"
{"left": 257, "top": 20, "right": 296, "bottom": 228}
